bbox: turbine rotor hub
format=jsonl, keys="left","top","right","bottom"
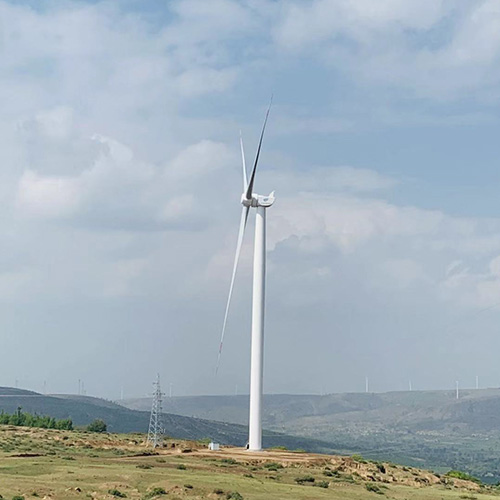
{"left": 241, "top": 192, "right": 275, "bottom": 208}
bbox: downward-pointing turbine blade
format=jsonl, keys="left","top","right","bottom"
{"left": 216, "top": 205, "right": 250, "bottom": 374}
{"left": 246, "top": 97, "right": 272, "bottom": 200}
{"left": 240, "top": 131, "right": 248, "bottom": 191}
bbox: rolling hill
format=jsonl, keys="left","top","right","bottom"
{"left": 0, "top": 425, "right": 489, "bottom": 500}
{"left": 121, "top": 388, "right": 500, "bottom": 433}
{"left": 121, "top": 388, "right": 500, "bottom": 482}
{"left": 0, "top": 387, "right": 335, "bottom": 452}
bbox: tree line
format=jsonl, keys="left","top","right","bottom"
{"left": 0, "top": 407, "right": 73, "bottom": 430}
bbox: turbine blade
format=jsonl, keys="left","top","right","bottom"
{"left": 240, "top": 131, "right": 248, "bottom": 191}
{"left": 216, "top": 206, "right": 250, "bottom": 374}
{"left": 245, "top": 96, "right": 273, "bottom": 200}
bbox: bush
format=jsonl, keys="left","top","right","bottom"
{"left": 86, "top": 419, "right": 107, "bottom": 433}
{"left": 221, "top": 458, "right": 237, "bottom": 465}
{"left": 177, "top": 464, "right": 186, "bottom": 470}
{"left": 314, "top": 481, "right": 329, "bottom": 488}
{"left": 12, "top": 496, "right": 25, "bottom": 500}
{"left": 446, "top": 470, "right": 481, "bottom": 484}
{"left": 108, "top": 489, "right": 127, "bottom": 498}
{"left": 264, "top": 462, "right": 283, "bottom": 471}
{"left": 323, "top": 469, "right": 339, "bottom": 477}
{"left": 352, "top": 454, "right": 367, "bottom": 463}
{"left": 365, "top": 483, "right": 383, "bottom": 494}
{"left": 226, "top": 493, "right": 243, "bottom": 500}
{"left": 144, "top": 487, "right": 166, "bottom": 498}
{"left": 213, "top": 489, "right": 224, "bottom": 495}
{"left": 295, "top": 475, "right": 315, "bottom": 484}
{"left": 184, "top": 484, "right": 193, "bottom": 489}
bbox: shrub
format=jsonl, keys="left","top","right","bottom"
{"left": 177, "top": 464, "right": 186, "bottom": 470}
{"left": 144, "top": 487, "right": 166, "bottom": 498}
{"left": 295, "top": 475, "right": 315, "bottom": 484}
{"left": 264, "top": 462, "right": 283, "bottom": 471}
{"left": 314, "top": 481, "right": 329, "bottom": 488}
{"left": 86, "top": 419, "right": 107, "bottom": 433}
{"left": 221, "top": 458, "right": 237, "bottom": 465}
{"left": 213, "top": 489, "right": 224, "bottom": 495}
{"left": 12, "top": 496, "right": 25, "bottom": 500}
{"left": 226, "top": 493, "right": 243, "bottom": 500}
{"left": 352, "top": 454, "right": 367, "bottom": 463}
{"left": 446, "top": 470, "right": 481, "bottom": 484}
{"left": 108, "top": 489, "right": 127, "bottom": 498}
{"left": 184, "top": 485, "right": 193, "bottom": 489}
{"left": 324, "top": 469, "right": 340, "bottom": 477}
{"left": 365, "top": 483, "right": 383, "bottom": 494}
{"left": 376, "top": 463, "right": 386, "bottom": 474}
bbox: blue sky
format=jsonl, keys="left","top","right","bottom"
{"left": 2, "top": 0, "right": 500, "bottom": 398}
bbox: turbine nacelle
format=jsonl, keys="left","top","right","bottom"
{"left": 241, "top": 191, "right": 276, "bottom": 208}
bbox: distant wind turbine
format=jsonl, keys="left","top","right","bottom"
{"left": 217, "top": 100, "right": 274, "bottom": 451}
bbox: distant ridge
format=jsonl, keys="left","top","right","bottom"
{"left": 120, "top": 389, "right": 500, "bottom": 482}
{"left": 0, "top": 387, "right": 336, "bottom": 453}
{"left": 0, "top": 387, "right": 41, "bottom": 397}
{"left": 121, "top": 388, "right": 500, "bottom": 431}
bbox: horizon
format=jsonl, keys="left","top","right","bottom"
{"left": 7, "top": 383, "right": 500, "bottom": 401}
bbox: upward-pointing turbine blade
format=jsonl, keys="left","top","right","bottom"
{"left": 240, "top": 131, "right": 248, "bottom": 191}
{"left": 216, "top": 205, "right": 250, "bottom": 374}
{"left": 246, "top": 97, "right": 272, "bottom": 200}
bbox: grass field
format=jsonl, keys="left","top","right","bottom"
{"left": 0, "top": 425, "right": 498, "bottom": 500}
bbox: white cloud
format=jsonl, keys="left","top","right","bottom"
{"left": 30, "top": 106, "right": 74, "bottom": 140}
{"left": 266, "top": 165, "right": 397, "bottom": 195}
{"left": 274, "top": 0, "right": 446, "bottom": 50}
{"left": 273, "top": 0, "right": 500, "bottom": 100}
{"left": 16, "top": 170, "right": 80, "bottom": 218}
{"left": 2, "top": 0, "right": 500, "bottom": 397}
{"left": 15, "top": 125, "right": 236, "bottom": 231}
{"left": 270, "top": 195, "right": 445, "bottom": 252}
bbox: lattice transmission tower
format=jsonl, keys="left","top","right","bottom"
{"left": 147, "top": 374, "right": 165, "bottom": 448}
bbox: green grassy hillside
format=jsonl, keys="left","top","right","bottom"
{"left": 0, "top": 425, "right": 493, "bottom": 500}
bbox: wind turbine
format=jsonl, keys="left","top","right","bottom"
{"left": 217, "top": 102, "right": 274, "bottom": 451}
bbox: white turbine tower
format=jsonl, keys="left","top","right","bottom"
{"left": 217, "top": 102, "right": 274, "bottom": 451}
